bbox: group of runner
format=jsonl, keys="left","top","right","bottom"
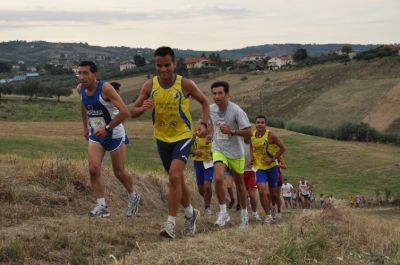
{"left": 77, "top": 46, "right": 314, "bottom": 239}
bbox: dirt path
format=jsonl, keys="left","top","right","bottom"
{"left": 363, "top": 81, "right": 400, "bottom": 131}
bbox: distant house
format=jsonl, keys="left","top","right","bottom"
{"left": 267, "top": 55, "right": 293, "bottom": 70}
{"left": 26, "top": 73, "right": 40, "bottom": 78}
{"left": 13, "top": 75, "right": 27, "bottom": 81}
{"left": 348, "top": 52, "right": 358, "bottom": 60}
{"left": 238, "top": 53, "right": 265, "bottom": 64}
{"left": 27, "top": 66, "right": 37, "bottom": 72}
{"left": 119, "top": 61, "right": 136, "bottom": 72}
{"left": 184, "top": 56, "right": 215, "bottom": 69}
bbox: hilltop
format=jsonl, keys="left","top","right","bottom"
{"left": 0, "top": 40, "right": 378, "bottom": 64}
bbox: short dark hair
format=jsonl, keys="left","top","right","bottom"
{"left": 255, "top": 115, "right": 267, "bottom": 122}
{"left": 110, "top": 82, "right": 121, "bottom": 91}
{"left": 154, "top": 46, "right": 175, "bottom": 61}
{"left": 210, "top": 81, "right": 229, "bottom": 93}
{"left": 79, "top": 61, "right": 97, "bottom": 73}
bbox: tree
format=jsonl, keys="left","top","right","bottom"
{"left": 133, "top": 55, "right": 146, "bottom": 67}
{"left": 0, "top": 61, "right": 12, "bottom": 73}
{"left": 293, "top": 48, "right": 308, "bottom": 62}
{"left": 0, "top": 82, "right": 14, "bottom": 99}
{"left": 176, "top": 57, "right": 188, "bottom": 77}
{"left": 20, "top": 79, "right": 41, "bottom": 100}
{"left": 341, "top": 45, "right": 352, "bottom": 54}
{"left": 46, "top": 81, "right": 73, "bottom": 102}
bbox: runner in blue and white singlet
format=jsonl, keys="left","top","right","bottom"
{"left": 81, "top": 80, "right": 126, "bottom": 151}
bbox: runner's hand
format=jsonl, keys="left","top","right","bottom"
{"left": 94, "top": 127, "right": 107, "bottom": 138}
{"left": 142, "top": 99, "right": 154, "bottom": 111}
{"left": 219, "top": 123, "right": 230, "bottom": 134}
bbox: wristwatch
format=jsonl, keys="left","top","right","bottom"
{"left": 105, "top": 124, "right": 112, "bottom": 133}
{"left": 230, "top": 129, "right": 236, "bottom": 136}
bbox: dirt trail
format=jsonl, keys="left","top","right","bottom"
{"left": 363, "top": 81, "right": 400, "bottom": 131}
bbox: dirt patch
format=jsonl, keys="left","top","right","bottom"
{"left": 363, "top": 81, "right": 400, "bottom": 131}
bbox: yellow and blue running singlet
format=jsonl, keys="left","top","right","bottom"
{"left": 151, "top": 75, "right": 193, "bottom": 143}
{"left": 251, "top": 129, "right": 278, "bottom": 170}
{"left": 192, "top": 136, "right": 212, "bottom": 162}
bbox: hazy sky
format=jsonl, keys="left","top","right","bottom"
{"left": 0, "top": 0, "right": 399, "bottom": 51}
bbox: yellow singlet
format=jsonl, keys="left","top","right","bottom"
{"left": 151, "top": 75, "right": 193, "bottom": 143}
{"left": 192, "top": 136, "right": 212, "bottom": 161}
{"left": 251, "top": 129, "right": 278, "bottom": 170}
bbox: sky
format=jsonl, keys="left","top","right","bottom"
{"left": 0, "top": 0, "right": 399, "bottom": 51}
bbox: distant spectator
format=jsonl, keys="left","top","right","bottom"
{"left": 319, "top": 193, "right": 325, "bottom": 207}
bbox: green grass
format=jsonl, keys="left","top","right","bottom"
{"left": 2, "top": 130, "right": 400, "bottom": 198}
{"left": 279, "top": 133, "right": 400, "bottom": 198}
{"left": 0, "top": 136, "right": 164, "bottom": 172}
{"left": 0, "top": 98, "right": 80, "bottom": 121}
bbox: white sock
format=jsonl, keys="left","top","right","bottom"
{"left": 184, "top": 205, "right": 194, "bottom": 218}
{"left": 128, "top": 192, "right": 137, "bottom": 199}
{"left": 252, "top": 211, "right": 258, "bottom": 216}
{"left": 241, "top": 209, "right": 248, "bottom": 217}
{"left": 219, "top": 204, "right": 227, "bottom": 212}
{"left": 97, "top": 198, "right": 106, "bottom": 207}
{"left": 167, "top": 215, "right": 176, "bottom": 225}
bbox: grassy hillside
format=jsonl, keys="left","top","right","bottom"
{"left": 2, "top": 57, "right": 400, "bottom": 133}
{"left": 0, "top": 121, "right": 399, "bottom": 264}
{"left": 1, "top": 121, "right": 399, "bottom": 198}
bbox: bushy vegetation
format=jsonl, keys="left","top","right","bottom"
{"left": 266, "top": 117, "right": 400, "bottom": 146}
{"left": 354, "top": 45, "right": 399, "bottom": 61}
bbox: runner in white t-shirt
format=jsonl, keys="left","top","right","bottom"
{"left": 281, "top": 179, "right": 293, "bottom": 209}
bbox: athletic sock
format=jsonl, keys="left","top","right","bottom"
{"left": 128, "top": 192, "right": 137, "bottom": 199}
{"left": 167, "top": 215, "right": 176, "bottom": 225}
{"left": 219, "top": 204, "right": 227, "bottom": 213}
{"left": 184, "top": 205, "right": 194, "bottom": 218}
{"left": 241, "top": 209, "right": 248, "bottom": 217}
{"left": 97, "top": 198, "right": 106, "bottom": 207}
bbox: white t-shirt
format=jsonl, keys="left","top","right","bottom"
{"left": 281, "top": 183, "right": 293, "bottom": 197}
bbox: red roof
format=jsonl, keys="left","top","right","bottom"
{"left": 184, "top": 56, "right": 206, "bottom": 65}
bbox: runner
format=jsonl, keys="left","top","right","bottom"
{"left": 251, "top": 115, "right": 286, "bottom": 223}
{"left": 209, "top": 81, "right": 252, "bottom": 229}
{"left": 191, "top": 121, "right": 214, "bottom": 214}
{"left": 130, "top": 47, "right": 209, "bottom": 239}
{"left": 281, "top": 178, "right": 294, "bottom": 209}
{"left": 299, "top": 176, "right": 312, "bottom": 211}
{"left": 77, "top": 61, "right": 140, "bottom": 218}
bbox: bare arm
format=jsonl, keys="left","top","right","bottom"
{"left": 101, "top": 82, "right": 129, "bottom": 128}
{"left": 130, "top": 80, "right": 153, "bottom": 118}
{"left": 77, "top": 85, "right": 89, "bottom": 140}
{"left": 269, "top": 132, "right": 287, "bottom": 160}
{"left": 183, "top": 79, "right": 209, "bottom": 123}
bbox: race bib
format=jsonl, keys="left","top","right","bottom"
{"left": 89, "top": 117, "right": 106, "bottom": 130}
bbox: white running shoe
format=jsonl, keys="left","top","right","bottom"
{"left": 126, "top": 193, "right": 141, "bottom": 217}
{"left": 264, "top": 214, "right": 274, "bottom": 224}
{"left": 89, "top": 204, "right": 110, "bottom": 218}
{"left": 183, "top": 208, "right": 200, "bottom": 236}
{"left": 160, "top": 221, "right": 175, "bottom": 239}
{"left": 214, "top": 211, "right": 230, "bottom": 226}
{"left": 205, "top": 207, "right": 213, "bottom": 215}
{"left": 239, "top": 213, "right": 249, "bottom": 229}
{"left": 252, "top": 212, "right": 262, "bottom": 221}
{"left": 276, "top": 212, "right": 282, "bottom": 219}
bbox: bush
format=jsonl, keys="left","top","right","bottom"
{"left": 267, "top": 116, "right": 285, "bottom": 128}
{"left": 240, "top": 76, "right": 248, "bottom": 81}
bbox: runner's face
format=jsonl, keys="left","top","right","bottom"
{"left": 155, "top": 55, "right": 175, "bottom": 81}
{"left": 255, "top": 118, "right": 266, "bottom": 132}
{"left": 78, "top": 66, "right": 96, "bottom": 87}
{"left": 212, "top": 86, "right": 228, "bottom": 106}
{"left": 195, "top": 123, "right": 207, "bottom": 137}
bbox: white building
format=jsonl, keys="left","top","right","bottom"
{"left": 119, "top": 61, "right": 136, "bottom": 72}
{"left": 184, "top": 56, "right": 215, "bottom": 69}
{"left": 267, "top": 55, "right": 294, "bottom": 70}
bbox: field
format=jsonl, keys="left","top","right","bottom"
{"left": 0, "top": 121, "right": 399, "bottom": 264}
